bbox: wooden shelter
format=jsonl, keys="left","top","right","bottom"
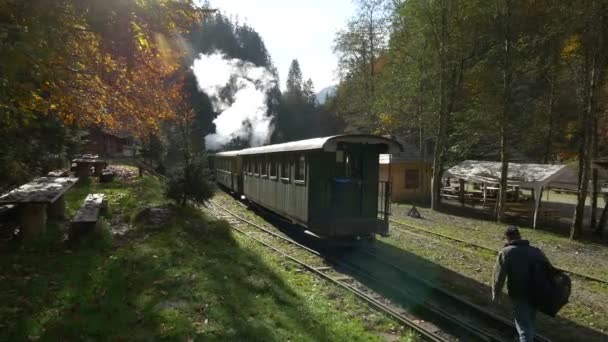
{"left": 379, "top": 142, "right": 432, "bottom": 203}
{"left": 444, "top": 161, "right": 568, "bottom": 228}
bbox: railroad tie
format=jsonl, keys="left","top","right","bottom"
{"left": 333, "top": 275, "right": 354, "bottom": 282}
{"left": 314, "top": 266, "right": 332, "bottom": 272}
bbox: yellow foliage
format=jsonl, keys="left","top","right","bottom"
{"left": 1, "top": 0, "right": 204, "bottom": 139}
{"left": 561, "top": 34, "right": 582, "bottom": 59}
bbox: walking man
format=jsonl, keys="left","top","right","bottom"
{"left": 492, "top": 225, "right": 549, "bottom": 342}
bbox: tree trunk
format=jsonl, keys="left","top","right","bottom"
{"left": 570, "top": 47, "right": 597, "bottom": 240}
{"left": 497, "top": 0, "right": 512, "bottom": 223}
{"left": 430, "top": 0, "right": 450, "bottom": 211}
{"left": 597, "top": 195, "right": 608, "bottom": 236}
{"left": 431, "top": 110, "right": 447, "bottom": 210}
{"left": 544, "top": 76, "right": 556, "bottom": 164}
{"left": 590, "top": 117, "right": 599, "bottom": 231}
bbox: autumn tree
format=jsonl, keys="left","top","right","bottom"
{"left": 0, "top": 0, "right": 206, "bottom": 186}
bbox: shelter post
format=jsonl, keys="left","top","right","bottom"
{"left": 532, "top": 186, "right": 544, "bottom": 229}
{"left": 459, "top": 179, "right": 465, "bottom": 206}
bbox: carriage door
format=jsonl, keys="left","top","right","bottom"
{"left": 331, "top": 144, "right": 365, "bottom": 219}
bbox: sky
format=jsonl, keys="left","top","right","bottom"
{"left": 208, "top": 0, "right": 356, "bottom": 91}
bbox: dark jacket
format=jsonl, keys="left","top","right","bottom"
{"left": 492, "top": 239, "right": 548, "bottom": 300}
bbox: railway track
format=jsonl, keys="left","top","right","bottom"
{"left": 389, "top": 218, "right": 608, "bottom": 285}
{"left": 202, "top": 200, "right": 450, "bottom": 342}
{"left": 137, "top": 164, "right": 552, "bottom": 341}
{"left": 205, "top": 195, "right": 552, "bottom": 342}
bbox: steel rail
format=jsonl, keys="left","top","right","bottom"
{"left": 355, "top": 248, "right": 552, "bottom": 342}
{"left": 211, "top": 195, "right": 555, "bottom": 341}
{"left": 222, "top": 198, "right": 522, "bottom": 341}
{"left": 203, "top": 201, "right": 448, "bottom": 342}
{"left": 138, "top": 163, "right": 553, "bottom": 340}
{"left": 205, "top": 198, "right": 529, "bottom": 341}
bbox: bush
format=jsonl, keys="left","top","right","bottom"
{"left": 165, "top": 160, "right": 215, "bottom": 206}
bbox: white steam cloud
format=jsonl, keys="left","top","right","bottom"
{"left": 191, "top": 52, "right": 277, "bottom": 150}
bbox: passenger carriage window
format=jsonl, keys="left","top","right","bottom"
{"left": 280, "top": 158, "right": 290, "bottom": 181}
{"left": 253, "top": 158, "right": 259, "bottom": 176}
{"left": 295, "top": 155, "right": 306, "bottom": 183}
{"left": 344, "top": 153, "right": 361, "bottom": 179}
{"left": 261, "top": 158, "right": 268, "bottom": 177}
{"left": 270, "top": 158, "right": 277, "bottom": 179}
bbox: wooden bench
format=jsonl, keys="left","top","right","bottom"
{"left": 70, "top": 194, "right": 107, "bottom": 237}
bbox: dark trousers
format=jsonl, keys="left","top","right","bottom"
{"left": 512, "top": 298, "right": 537, "bottom": 342}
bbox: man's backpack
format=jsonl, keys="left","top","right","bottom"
{"left": 530, "top": 260, "right": 571, "bottom": 317}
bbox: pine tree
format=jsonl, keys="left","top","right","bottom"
{"left": 303, "top": 78, "right": 317, "bottom": 105}
{"left": 286, "top": 59, "right": 304, "bottom": 96}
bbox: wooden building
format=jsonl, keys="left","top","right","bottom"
{"left": 82, "top": 128, "right": 134, "bottom": 158}
{"left": 379, "top": 143, "right": 432, "bottom": 203}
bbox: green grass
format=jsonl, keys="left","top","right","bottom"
{"left": 391, "top": 203, "right": 608, "bottom": 282}
{"left": 0, "top": 174, "right": 417, "bottom": 341}
{"left": 388, "top": 203, "right": 608, "bottom": 339}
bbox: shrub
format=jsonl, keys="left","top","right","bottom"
{"left": 165, "top": 160, "right": 215, "bottom": 206}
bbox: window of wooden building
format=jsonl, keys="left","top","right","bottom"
{"left": 295, "top": 155, "right": 306, "bottom": 183}
{"left": 253, "top": 158, "right": 259, "bottom": 176}
{"left": 405, "top": 169, "right": 420, "bottom": 189}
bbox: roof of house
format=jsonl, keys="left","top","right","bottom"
{"left": 215, "top": 135, "right": 403, "bottom": 157}
{"left": 379, "top": 142, "right": 432, "bottom": 164}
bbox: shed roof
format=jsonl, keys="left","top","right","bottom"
{"left": 444, "top": 160, "right": 568, "bottom": 190}
{"left": 221, "top": 135, "right": 402, "bottom": 156}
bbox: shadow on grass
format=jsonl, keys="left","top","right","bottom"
{"left": 0, "top": 206, "right": 366, "bottom": 341}
{"left": 332, "top": 240, "right": 608, "bottom": 342}
{"left": 234, "top": 198, "right": 606, "bottom": 341}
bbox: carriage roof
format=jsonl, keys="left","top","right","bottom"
{"left": 214, "top": 150, "right": 241, "bottom": 157}
{"left": 233, "top": 135, "right": 402, "bottom": 156}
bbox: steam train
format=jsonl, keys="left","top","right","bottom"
{"left": 212, "top": 134, "right": 402, "bottom": 239}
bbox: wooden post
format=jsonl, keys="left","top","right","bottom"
{"left": 75, "top": 162, "right": 90, "bottom": 181}
{"left": 459, "top": 179, "right": 465, "bottom": 206}
{"left": 532, "top": 187, "right": 544, "bottom": 229}
{"left": 93, "top": 163, "right": 105, "bottom": 176}
{"left": 47, "top": 195, "right": 66, "bottom": 220}
{"left": 19, "top": 203, "right": 47, "bottom": 237}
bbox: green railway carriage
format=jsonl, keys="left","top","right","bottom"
{"left": 213, "top": 135, "right": 402, "bottom": 238}
{"left": 214, "top": 150, "right": 242, "bottom": 193}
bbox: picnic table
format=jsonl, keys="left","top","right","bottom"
{"left": 72, "top": 158, "right": 108, "bottom": 179}
{"left": 0, "top": 177, "right": 78, "bottom": 237}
